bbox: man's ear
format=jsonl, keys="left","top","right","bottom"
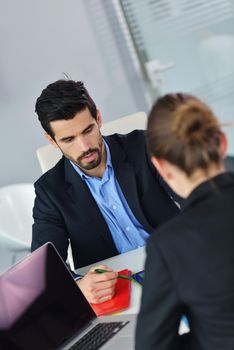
{"left": 220, "top": 132, "right": 228, "bottom": 160}
{"left": 45, "top": 133, "right": 58, "bottom": 148}
{"left": 96, "top": 110, "right": 102, "bottom": 129}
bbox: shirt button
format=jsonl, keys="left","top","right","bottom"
{"left": 112, "top": 205, "right": 117, "bottom": 210}
{"left": 126, "top": 226, "right": 131, "bottom": 231}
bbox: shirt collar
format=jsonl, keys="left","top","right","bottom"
{"left": 70, "top": 139, "right": 112, "bottom": 180}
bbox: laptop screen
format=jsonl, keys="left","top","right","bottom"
{"left": 0, "top": 243, "right": 96, "bottom": 350}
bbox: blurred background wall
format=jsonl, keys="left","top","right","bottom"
{"left": 0, "top": 0, "right": 233, "bottom": 187}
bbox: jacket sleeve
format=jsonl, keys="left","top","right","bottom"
{"left": 135, "top": 238, "right": 185, "bottom": 350}
{"left": 31, "top": 181, "right": 69, "bottom": 263}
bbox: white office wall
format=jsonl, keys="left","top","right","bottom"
{"left": 0, "top": 0, "right": 147, "bottom": 187}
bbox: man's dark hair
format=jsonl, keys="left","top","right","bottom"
{"left": 35, "top": 80, "right": 97, "bottom": 137}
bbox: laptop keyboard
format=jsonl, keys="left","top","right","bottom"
{"left": 68, "top": 321, "right": 129, "bottom": 350}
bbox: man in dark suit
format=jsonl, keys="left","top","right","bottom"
{"left": 32, "top": 80, "right": 180, "bottom": 303}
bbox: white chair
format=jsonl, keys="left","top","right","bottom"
{"left": 0, "top": 183, "right": 35, "bottom": 246}
{"left": 36, "top": 111, "right": 147, "bottom": 174}
{"left": 36, "top": 144, "right": 62, "bottom": 174}
{"left": 0, "top": 183, "right": 35, "bottom": 272}
{"left": 0, "top": 229, "right": 30, "bottom": 272}
{"left": 101, "top": 111, "right": 147, "bottom": 135}
{"left": 0, "top": 183, "right": 74, "bottom": 272}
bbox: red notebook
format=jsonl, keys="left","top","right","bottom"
{"left": 91, "top": 269, "right": 131, "bottom": 316}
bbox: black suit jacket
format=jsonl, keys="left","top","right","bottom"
{"left": 136, "top": 172, "right": 234, "bottom": 350}
{"left": 32, "top": 130, "right": 179, "bottom": 268}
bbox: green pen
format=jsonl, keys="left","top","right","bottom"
{"left": 94, "top": 268, "right": 142, "bottom": 285}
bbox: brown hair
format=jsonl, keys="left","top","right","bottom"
{"left": 146, "top": 93, "right": 223, "bottom": 176}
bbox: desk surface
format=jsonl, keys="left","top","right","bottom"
{"left": 77, "top": 246, "right": 189, "bottom": 334}
{"left": 77, "top": 246, "right": 146, "bottom": 315}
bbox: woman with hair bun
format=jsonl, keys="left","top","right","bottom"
{"left": 136, "top": 93, "right": 234, "bottom": 350}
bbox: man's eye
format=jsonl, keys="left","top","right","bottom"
{"left": 84, "top": 126, "right": 93, "bottom": 134}
{"left": 63, "top": 137, "right": 74, "bottom": 143}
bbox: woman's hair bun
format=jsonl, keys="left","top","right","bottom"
{"left": 172, "top": 100, "right": 219, "bottom": 146}
{"left": 147, "top": 93, "right": 223, "bottom": 176}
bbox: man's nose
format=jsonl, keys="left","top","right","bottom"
{"left": 76, "top": 137, "right": 90, "bottom": 153}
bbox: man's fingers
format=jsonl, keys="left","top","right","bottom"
{"left": 95, "top": 294, "right": 113, "bottom": 303}
{"left": 93, "top": 271, "right": 118, "bottom": 282}
{"left": 89, "top": 265, "right": 118, "bottom": 283}
{"left": 76, "top": 267, "right": 118, "bottom": 304}
{"left": 80, "top": 278, "right": 117, "bottom": 296}
{"left": 90, "top": 287, "right": 115, "bottom": 304}
{"left": 90, "top": 264, "right": 114, "bottom": 273}
{"left": 94, "top": 278, "right": 117, "bottom": 290}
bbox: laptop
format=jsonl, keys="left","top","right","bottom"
{"left": 0, "top": 243, "right": 136, "bottom": 350}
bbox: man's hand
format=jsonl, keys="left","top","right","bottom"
{"left": 76, "top": 264, "right": 118, "bottom": 304}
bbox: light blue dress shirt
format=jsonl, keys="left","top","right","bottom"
{"left": 70, "top": 141, "right": 149, "bottom": 253}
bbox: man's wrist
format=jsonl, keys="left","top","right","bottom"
{"left": 74, "top": 275, "right": 83, "bottom": 281}
{"left": 70, "top": 270, "right": 83, "bottom": 281}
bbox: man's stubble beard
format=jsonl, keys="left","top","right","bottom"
{"left": 62, "top": 134, "right": 104, "bottom": 171}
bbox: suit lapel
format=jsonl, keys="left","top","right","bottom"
{"left": 105, "top": 136, "right": 153, "bottom": 232}
{"left": 63, "top": 158, "right": 117, "bottom": 251}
